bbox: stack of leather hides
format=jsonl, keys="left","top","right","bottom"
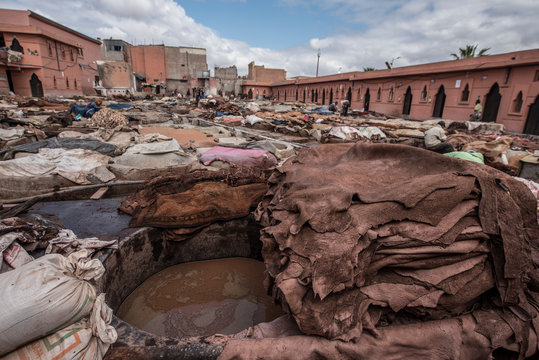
{"left": 119, "top": 168, "right": 268, "bottom": 239}
{"left": 244, "top": 143, "right": 539, "bottom": 358}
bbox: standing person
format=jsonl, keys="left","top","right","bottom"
{"left": 424, "top": 121, "right": 454, "bottom": 153}
{"left": 471, "top": 98, "right": 483, "bottom": 121}
{"left": 341, "top": 100, "right": 350, "bottom": 116}
{"left": 195, "top": 89, "right": 200, "bottom": 105}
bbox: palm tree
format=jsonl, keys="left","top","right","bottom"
{"left": 363, "top": 67, "right": 375, "bottom": 72}
{"left": 451, "top": 44, "right": 490, "bottom": 59}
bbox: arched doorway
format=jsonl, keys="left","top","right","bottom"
{"left": 284, "top": 90, "right": 287, "bottom": 101}
{"left": 483, "top": 83, "right": 501, "bottom": 123}
{"left": 347, "top": 87, "right": 352, "bottom": 103}
{"left": 30, "top": 73, "right": 44, "bottom": 97}
{"left": 364, "top": 88, "right": 370, "bottom": 111}
{"left": 329, "top": 89, "right": 333, "bottom": 104}
{"left": 403, "top": 86, "right": 413, "bottom": 115}
{"left": 432, "top": 85, "right": 446, "bottom": 118}
{"left": 322, "top": 89, "right": 326, "bottom": 105}
{"left": 524, "top": 95, "right": 539, "bottom": 135}
{"left": 248, "top": 89, "right": 253, "bottom": 99}
{"left": 296, "top": 89, "right": 298, "bottom": 101}
{"left": 315, "top": 90, "right": 318, "bottom": 103}
{"left": 303, "top": 89, "right": 306, "bottom": 103}
{"left": 311, "top": 90, "right": 314, "bottom": 102}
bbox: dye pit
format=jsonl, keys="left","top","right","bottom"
{"left": 116, "top": 257, "right": 284, "bottom": 338}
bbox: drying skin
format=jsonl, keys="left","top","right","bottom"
{"left": 223, "top": 143, "right": 539, "bottom": 358}
{"left": 120, "top": 168, "right": 269, "bottom": 238}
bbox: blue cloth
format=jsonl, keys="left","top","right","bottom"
{"left": 107, "top": 103, "right": 133, "bottom": 110}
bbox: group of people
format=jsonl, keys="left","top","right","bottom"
{"left": 329, "top": 100, "right": 350, "bottom": 116}
{"left": 425, "top": 98, "right": 484, "bottom": 154}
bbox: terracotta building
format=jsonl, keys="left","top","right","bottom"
{"left": 128, "top": 44, "right": 209, "bottom": 95}
{"left": 0, "top": 9, "right": 101, "bottom": 96}
{"left": 267, "top": 49, "right": 539, "bottom": 134}
{"left": 242, "top": 61, "right": 287, "bottom": 99}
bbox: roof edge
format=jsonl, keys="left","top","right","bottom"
{"left": 28, "top": 10, "right": 101, "bottom": 45}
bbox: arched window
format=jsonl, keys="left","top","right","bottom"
{"left": 460, "top": 84, "right": 469, "bottom": 102}
{"left": 421, "top": 86, "right": 427, "bottom": 101}
{"left": 70, "top": 49, "right": 74, "bottom": 61}
{"left": 53, "top": 76, "right": 57, "bottom": 88}
{"left": 389, "top": 87, "right": 394, "bottom": 101}
{"left": 377, "top": 87, "right": 381, "bottom": 101}
{"left": 512, "top": 91, "right": 523, "bottom": 113}
{"left": 74, "top": 78, "right": 77, "bottom": 89}
{"left": 48, "top": 43, "right": 52, "bottom": 57}
{"left": 66, "top": 77, "right": 69, "bottom": 88}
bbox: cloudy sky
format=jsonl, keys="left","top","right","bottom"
{"left": 1, "top": 0, "right": 538, "bottom": 77}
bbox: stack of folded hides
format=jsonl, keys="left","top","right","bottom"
{"left": 255, "top": 143, "right": 539, "bottom": 357}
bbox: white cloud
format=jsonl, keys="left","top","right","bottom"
{"left": 0, "top": 0, "right": 537, "bottom": 77}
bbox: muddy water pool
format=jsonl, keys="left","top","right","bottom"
{"left": 116, "top": 257, "right": 284, "bottom": 337}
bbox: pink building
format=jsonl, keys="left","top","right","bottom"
{"left": 0, "top": 9, "right": 101, "bottom": 96}
{"left": 267, "top": 49, "right": 539, "bottom": 135}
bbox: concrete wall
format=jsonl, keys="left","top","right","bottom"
{"left": 101, "top": 39, "right": 130, "bottom": 62}
{"left": 215, "top": 66, "right": 237, "bottom": 80}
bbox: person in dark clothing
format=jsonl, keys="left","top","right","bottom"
{"left": 341, "top": 100, "right": 350, "bottom": 116}
{"left": 10, "top": 36, "right": 23, "bottom": 53}
{"left": 328, "top": 102, "right": 337, "bottom": 113}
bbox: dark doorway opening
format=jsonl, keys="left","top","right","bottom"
{"left": 432, "top": 85, "right": 446, "bottom": 118}
{"left": 322, "top": 89, "right": 326, "bottom": 105}
{"left": 284, "top": 90, "right": 287, "bottom": 101}
{"left": 483, "top": 83, "right": 501, "bottom": 123}
{"left": 347, "top": 87, "right": 352, "bottom": 103}
{"left": 329, "top": 89, "right": 333, "bottom": 105}
{"left": 30, "top": 73, "right": 44, "bottom": 97}
{"left": 303, "top": 89, "right": 306, "bottom": 103}
{"left": 315, "top": 90, "right": 318, "bottom": 103}
{"left": 364, "top": 88, "right": 370, "bottom": 111}
{"left": 403, "top": 86, "right": 413, "bottom": 115}
{"left": 524, "top": 96, "right": 539, "bottom": 135}
{"left": 6, "top": 70, "right": 14, "bottom": 93}
{"left": 248, "top": 89, "right": 253, "bottom": 99}
{"left": 311, "top": 90, "right": 314, "bottom": 102}
{"left": 296, "top": 89, "right": 298, "bottom": 101}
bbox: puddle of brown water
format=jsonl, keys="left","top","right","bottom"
{"left": 116, "top": 257, "right": 284, "bottom": 337}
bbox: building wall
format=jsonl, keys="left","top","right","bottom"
{"left": 248, "top": 61, "right": 286, "bottom": 83}
{"left": 130, "top": 45, "right": 167, "bottom": 86}
{"left": 98, "top": 61, "right": 133, "bottom": 89}
{"left": 0, "top": 9, "right": 101, "bottom": 96}
{"left": 242, "top": 84, "right": 272, "bottom": 99}
{"left": 26, "top": 13, "right": 101, "bottom": 95}
{"left": 164, "top": 46, "right": 208, "bottom": 95}
{"left": 269, "top": 51, "right": 539, "bottom": 134}
{"left": 101, "top": 39, "right": 130, "bottom": 62}
{"left": 215, "top": 66, "right": 237, "bottom": 80}
{"left": 0, "top": 9, "right": 30, "bottom": 25}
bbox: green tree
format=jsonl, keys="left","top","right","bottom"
{"left": 363, "top": 67, "right": 375, "bottom": 72}
{"left": 451, "top": 44, "right": 490, "bottom": 59}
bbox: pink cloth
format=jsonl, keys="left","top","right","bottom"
{"left": 200, "top": 146, "right": 278, "bottom": 169}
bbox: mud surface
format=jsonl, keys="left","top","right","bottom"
{"left": 116, "top": 257, "right": 283, "bottom": 338}
{"left": 29, "top": 198, "right": 133, "bottom": 240}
